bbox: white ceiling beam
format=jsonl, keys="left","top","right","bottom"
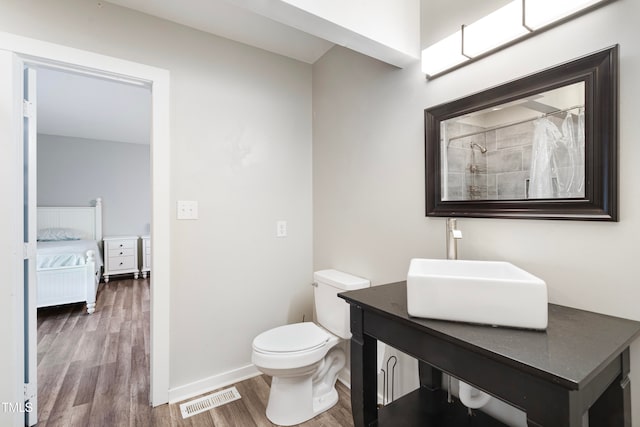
{"left": 226, "top": 0, "right": 420, "bottom": 68}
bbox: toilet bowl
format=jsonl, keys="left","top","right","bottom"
{"left": 251, "top": 269, "right": 370, "bottom": 426}
{"left": 252, "top": 322, "right": 343, "bottom": 426}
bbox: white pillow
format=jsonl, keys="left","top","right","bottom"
{"left": 37, "top": 228, "right": 83, "bottom": 241}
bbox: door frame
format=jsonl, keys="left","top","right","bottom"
{"left": 0, "top": 31, "right": 171, "bottom": 409}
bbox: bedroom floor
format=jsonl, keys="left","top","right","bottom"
{"left": 36, "top": 277, "right": 354, "bottom": 427}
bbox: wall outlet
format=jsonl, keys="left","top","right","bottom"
{"left": 276, "top": 220, "right": 287, "bottom": 237}
{"left": 177, "top": 200, "right": 198, "bottom": 220}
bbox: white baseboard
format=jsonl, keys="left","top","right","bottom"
{"left": 169, "top": 364, "right": 356, "bottom": 405}
{"left": 338, "top": 367, "right": 351, "bottom": 388}
{"left": 168, "top": 364, "right": 261, "bottom": 403}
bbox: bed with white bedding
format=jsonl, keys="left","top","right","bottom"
{"left": 37, "top": 198, "right": 103, "bottom": 314}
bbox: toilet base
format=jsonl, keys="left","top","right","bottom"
{"left": 266, "top": 377, "right": 339, "bottom": 426}
{"left": 264, "top": 347, "right": 345, "bottom": 426}
{"left": 312, "top": 387, "right": 339, "bottom": 416}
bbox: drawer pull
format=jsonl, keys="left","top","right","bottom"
{"left": 120, "top": 252, "right": 123, "bottom": 255}
{"left": 119, "top": 262, "right": 123, "bottom": 265}
{"left": 119, "top": 244, "right": 124, "bottom": 247}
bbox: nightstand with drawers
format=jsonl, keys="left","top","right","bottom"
{"left": 103, "top": 236, "right": 139, "bottom": 282}
{"left": 141, "top": 235, "right": 151, "bottom": 279}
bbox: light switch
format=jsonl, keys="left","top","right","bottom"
{"left": 276, "top": 220, "right": 287, "bottom": 237}
{"left": 177, "top": 201, "right": 198, "bottom": 220}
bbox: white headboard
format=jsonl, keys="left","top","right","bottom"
{"left": 37, "top": 198, "right": 103, "bottom": 241}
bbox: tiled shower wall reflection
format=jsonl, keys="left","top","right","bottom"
{"left": 444, "top": 115, "right": 584, "bottom": 200}
{"left": 444, "top": 121, "right": 534, "bottom": 200}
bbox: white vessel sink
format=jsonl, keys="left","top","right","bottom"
{"left": 407, "top": 259, "right": 548, "bottom": 330}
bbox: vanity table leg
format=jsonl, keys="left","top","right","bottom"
{"left": 589, "top": 348, "right": 631, "bottom": 427}
{"left": 525, "top": 389, "right": 585, "bottom": 427}
{"left": 418, "top": 361, "right": 442, "bottom": 390}
{"left": 418, "top": 361, "right": 443, "bottom": 414}
{"left": 350, "top": 305, "right": 378, "bottom": 427}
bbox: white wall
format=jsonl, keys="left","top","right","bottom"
{"left": 38, "top": 134, "right": 151, "bottom": 236}
{"left": 313, "top": 0, "right": 640, "bottom": 423}
{"left": 0, "top": 0, "right": 313, "bottom": 406}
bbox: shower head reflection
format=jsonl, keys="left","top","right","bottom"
{"left": 470, "top": 142, "right": 487, "bottom": 153}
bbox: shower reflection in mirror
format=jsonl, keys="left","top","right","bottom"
{"left": 440, "top": 82, "right": 585, "bottom": 201}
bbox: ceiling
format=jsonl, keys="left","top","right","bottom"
{"left": 105, "top": 0, "right": 336, "bottom": 64}
{"left": 36, "top": 0, "right": 414, "bottom": 144}
{"left": 37, "top": 67, "right": 151, "bottom": 145}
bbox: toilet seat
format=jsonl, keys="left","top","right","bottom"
{"left": 252, "top": 323, "right": 339, "bottom": 371}
{"left": 253, "top": 323, "right": 329, "bottom": 354}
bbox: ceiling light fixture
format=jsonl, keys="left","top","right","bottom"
{"left": 422, "top": 0, "right": 613, "bottom": 79}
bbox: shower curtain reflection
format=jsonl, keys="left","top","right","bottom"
{"left": 529, "top": 108, "right": 585, "bottom": 199}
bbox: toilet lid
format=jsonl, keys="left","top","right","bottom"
{"left": 253, "top": 323, "right": 330, "bottom": 353}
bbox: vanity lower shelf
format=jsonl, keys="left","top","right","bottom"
{"left": 379, "top": 388, "right": 506, "bottom": 427}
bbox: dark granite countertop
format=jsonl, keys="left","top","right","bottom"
{"left": 340, "top": 281, "right": 640, "bottom": 390}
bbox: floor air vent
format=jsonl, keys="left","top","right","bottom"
{"left": 179, "top": 386, "right": 242, "bottom": 419}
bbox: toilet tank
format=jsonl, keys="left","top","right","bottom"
{"left": 314, "top": 269, "right": 370, "bottom": 339}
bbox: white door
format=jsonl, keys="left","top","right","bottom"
{"left": 23, "top": 66, "right": 38, "bottom": 426}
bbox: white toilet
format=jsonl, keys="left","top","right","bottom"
{"left": 251, "top": 269, "right": 370, "bottom": 426}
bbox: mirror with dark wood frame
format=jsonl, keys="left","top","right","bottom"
{"left": 425, "top": 45, "right": 618, "bottom": 220}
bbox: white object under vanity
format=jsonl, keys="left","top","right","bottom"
{"left": 141, "top": 235, "right": 151, "bottom": 278}
{"left": 103, "top": 236, "right": 139, "bottom": 282}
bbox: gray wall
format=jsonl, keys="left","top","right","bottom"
{"left": 313, "top": 0, "right": 640, "bottom": 423}
{"left": 0, "top": 0, "right": 313, "bottom": 401}
{"left": 37, "top": 134, "right": 151, "bottom": 236}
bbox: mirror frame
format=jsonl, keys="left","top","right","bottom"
{"left": 425, "top": 45, "right": 618, "bottom": 221}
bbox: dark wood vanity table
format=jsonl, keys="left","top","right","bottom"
{"left": 339, "top": 282, "right": 640, "bottom": 427}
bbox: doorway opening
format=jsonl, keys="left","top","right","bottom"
{"left": 1, "top": 33, "right": 171, "bottom": 426}
{"left": 34, "top": 65, "right": 152, "bottom": 425}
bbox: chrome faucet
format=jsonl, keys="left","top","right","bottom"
{"left": 446, "top": 218, "right": 462, "bottom": 260}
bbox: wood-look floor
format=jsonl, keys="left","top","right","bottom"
{"left": 36, "top": 277, "right": 354, "bottom": 427}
